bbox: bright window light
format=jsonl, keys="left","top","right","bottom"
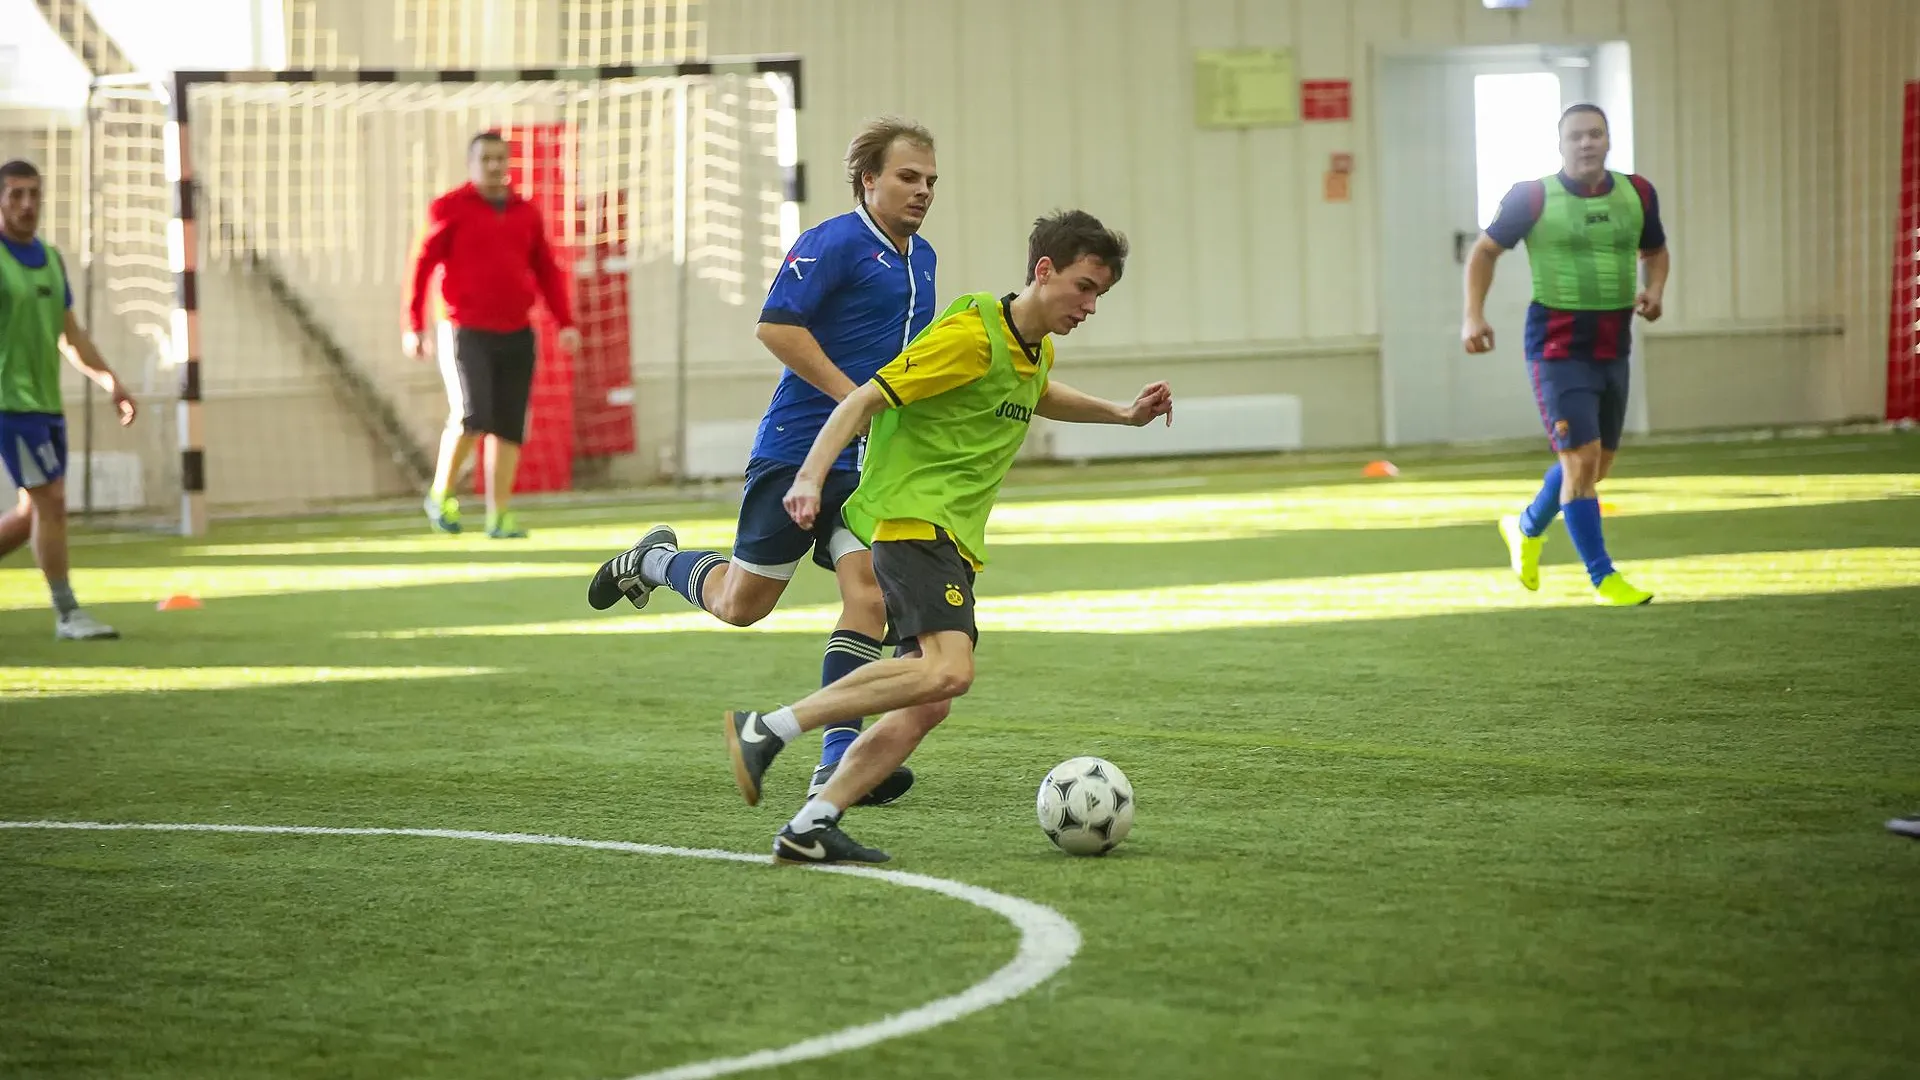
{"left": 1475, "top": 72, "right": 1564, "bottom": 228}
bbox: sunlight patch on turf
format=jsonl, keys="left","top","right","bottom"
{"left": 169, "top": 473, "right": 1920, "bottom": 559}
{"left": 356, "top": 547, "right": 1920, "bottom": 639}
{"left": 0, "top": 562, "right": 596, "bottom": 610}
{"left": 176, "top": 525, "right": 740, "bottom": 560}
{"left": 981, "top": 474, "right": 1920, "bottom": 543}
{"left": 1, "top": 666, "right": 501, "bottom": 698}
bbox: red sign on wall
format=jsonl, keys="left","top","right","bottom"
{"left": 1302, "top": 80, "right": 1352, "bottom": 122}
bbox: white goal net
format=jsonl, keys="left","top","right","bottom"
{"left": 78, "top": 62, "right": 797, "bottom": 532}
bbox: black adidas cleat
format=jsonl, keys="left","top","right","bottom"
{"left": 724, "top": 709, "right": 785, "bottom": 806}
{"left": 808, "top": 759, "right": 916, "bottom": 807}
{"left": 587, "top": 524, "right": 678, "bottom": 611}
{"left": 773, "top": 822, "right": 891, "bottom": 866}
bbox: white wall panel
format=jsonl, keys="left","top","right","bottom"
{"left": 709, "top": 0, "right": 1878, "bottom": 347}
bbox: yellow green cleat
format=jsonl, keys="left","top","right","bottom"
{"left": 1593, "top": 572, "right": 1653, "bottom": 607}
{"left": 1498, "top": 514, "right": 1544, "bottom": 592}
{"left": 424, "top": 492, "right": 461, "bottom": 534}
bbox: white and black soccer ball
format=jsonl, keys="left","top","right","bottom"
{"left": 1036, "top": 756, "right": 1134, "bottom": 856}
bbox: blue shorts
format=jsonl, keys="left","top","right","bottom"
{"left": 730, "top": 458, "right": 865, "bottom": 581}
{"left": 1526, "top": 357, "right": 1629, "bottom": 452}
{"left": 0, "top": 411, "right": 67, "bottom": 490}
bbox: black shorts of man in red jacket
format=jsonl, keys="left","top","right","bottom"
{"left": 404, "top": 131, "right": 580, "bottom": 539}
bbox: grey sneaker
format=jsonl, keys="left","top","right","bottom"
{"left": 1887, "top": 815, "right": 1920, "bottom": 839}
{"left": 55, "top": 610, "right": 119, "bottom": 641}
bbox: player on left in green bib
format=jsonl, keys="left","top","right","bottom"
{"left": 0, "top": 159, "right": 137, "bottom": 640}
{"left": 720, "top": 209, "right": 1174, "bottom": 865}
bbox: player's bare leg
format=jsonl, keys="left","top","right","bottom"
{"left": 810, "top": 547, "right": 913, "bottom": 804}
{"left": 724, "top": 630, "right": 972, "bottom": 806}
{"left": 587, "top": 526, "right": 791, "bottom": 620}
{"left": 20, "top": 479, "right": 114, "bottom": 639}
{"left": 0, "top": 487, "right": 31, "bottom": 559}
{"left": 482, "top": 434, "right": 525, "bottom": 538}
{"left": 699, "top": 562, "right": 789, "bottom": 626}
{"left": 425, "top": 423, "right": 477, "bottom": 533}
{"left": 1558, "top": 441, "right": 1604, "bottom": 501}
{"left": 746, "top": 632, "right": 973, "bottom": 865}
{"left": 819, "top": 698, "right": 946, "bottom": 810}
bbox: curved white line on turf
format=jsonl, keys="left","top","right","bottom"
{"left": 0, "top": 821, "right": 1080, "bottom": 1080}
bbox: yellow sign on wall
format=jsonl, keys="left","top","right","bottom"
{"left": 1194, "top": 48, "right": 1299, "bottom": 129}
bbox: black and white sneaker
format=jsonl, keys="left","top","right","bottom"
{"left": 1888, "top": 815, "right": 1920, "bottom": 839}
{"left": 807, "top": 759, "right": 916, "bottom": 807}
{"left": 587, "top": 524, "right": 678, "bottom": 611}
{"left": 724, "top": 709, "right": 786, "bottom": 806}
{"left": 773, "top": 821, "right": 890, "bottom": 866}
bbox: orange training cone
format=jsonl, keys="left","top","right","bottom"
{"left": 157, "top": 594, "right": 203, "bottom": 611}
{"left": 1362, "top": 460, "right": 1399, "bottom": 478}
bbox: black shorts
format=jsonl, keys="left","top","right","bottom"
{"left": 871, "top": 532, "right": 978, "bottom": 655}
{"left": 441, "top": 325, "right": 536, "bottom": 442}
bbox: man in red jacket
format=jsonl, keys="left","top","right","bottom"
{"left": 404, "top": 131, "right": 579, "bottom": 538}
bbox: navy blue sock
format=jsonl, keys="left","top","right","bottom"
{"left": 1519, "top": 463, "right": 1564, "bottom": 537}
{"left": 1560, "top": 497, "right": 1615, "bottom": 585}
{"left": 664, "top": 550, "right": 727, "bottom": 613}
{"left": 818, "top": 629, "right": 884, "bottom": 768}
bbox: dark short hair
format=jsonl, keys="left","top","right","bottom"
{"left": 469, "top": 131, "right": 506, "bottom": 154}
{"left": 845, "top": 117, "right": 934, "bottom": 204}
{"left": 1559, "top": 104, "right": 1608, "bottom": 134}
{"left": 0, "top": 159, "right": 41, "bottom": 185}
{"left": 1026, "top": 210, "right": 1128, "bottom": 285}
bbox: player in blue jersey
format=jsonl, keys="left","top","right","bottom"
{"left": 587, "top": 118, "right": 937, "bottom": 805}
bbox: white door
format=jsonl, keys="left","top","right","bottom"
{"left": 1378, "top": 53, "right": 1588, "bottom": 446}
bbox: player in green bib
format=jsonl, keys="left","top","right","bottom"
{"left": 1464, "top": 104, "right": 1669, "bottom": 607}
{"left": 720, "top": 209, "right": 1174, "bottom": 865}
{"left": 0, "top": 160, "right": 138, "bottom": 640}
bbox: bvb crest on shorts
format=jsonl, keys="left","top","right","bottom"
{"left": 944, "top": 584, "right": 965, "bottom": 607}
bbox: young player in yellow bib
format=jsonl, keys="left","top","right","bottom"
{"left": 719, "top": 209, "right": 1174, "bottom": 865}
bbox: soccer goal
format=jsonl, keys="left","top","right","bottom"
{"left": 78, "top": 57, "right": 803, "bottom": 535}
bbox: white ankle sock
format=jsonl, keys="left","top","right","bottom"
{"left": 789, "top": 798, "right": 841, "bottom": 834}
{"left": 762, "top": 706, "right": 802, "bottom": 743}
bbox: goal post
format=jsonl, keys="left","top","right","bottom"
{"left": 97, "top": 55, "right": 803, "bottom": 536}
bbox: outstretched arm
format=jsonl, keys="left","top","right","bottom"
{"left": 783, "top": 382, "right": 890, "bottom": 529}
{"left": 61, "top": 310, "right": 136, "bottom": 426}
{"left": 1637, "top": 246, "right": 1669, "bottom": 321}
{"left": 403, "top": 201, "right": 454, "bottom": 357}
{"left": 527, "top": 214, "right": 580, "bottom": 353}
{"left": 1462, "top": 235, "right": 1505, "bottom": 354}
{"left": 1465, "top": 180, "right": 1540, "bottom": 354}
{"left": 1036, "top": 380, "right": 1173, "bottom": 427}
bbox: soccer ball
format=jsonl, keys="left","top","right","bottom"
{"left": 1036, "top": 756, "right": 1134, "bottom": 856}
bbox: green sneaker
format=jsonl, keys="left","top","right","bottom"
{"left": 425, "top": 492, "right": 461, "bottom": 534}
{"left": 1593, "top": 572, "right": 1653, "bottom": 607}
{"left": 1498, "top": 514, "right": 1544, "bottom": 592}
{"left": 486, "top": 511, "right": 527, "bottom": 539}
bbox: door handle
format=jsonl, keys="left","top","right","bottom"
{"left": 1454, "top": 230, "right": 1475, "bottom": 265}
